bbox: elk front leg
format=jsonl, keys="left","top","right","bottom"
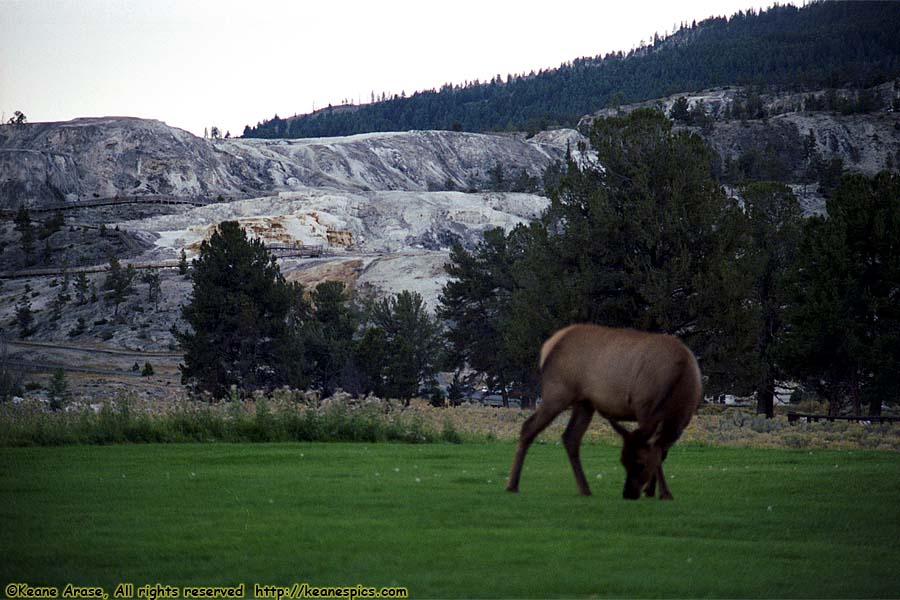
{"left": 562, "top": 401, "right": 595, "bottom": 496}
{"left": 507, "top": 403, "right": 565, "bottom": 492}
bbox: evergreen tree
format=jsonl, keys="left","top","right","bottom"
{"left": 51, "top": 286, "right": 69, "bottom": 323}
{"left": 741, "top": 182, "right": 803, "bottom": 417}
{"left": 669, "top": 96, "right": 690, "bottom": 121}
{"left": 68, "top": 317, "right": 86, "bottom": 337}
{"left": 41, "top": 211, "right": 65, "bottom": 238}
{"left": 364, "top": 291, "right": 443, "bottom": 402}
{"left": 102, "top": 256, "right": 135, "bottom": 316}
{"left": 525, "top": 110, "right": 756, "bottom": 393}
{"left": 178, "top": 248, "right": 189, "bottom": 276}
{"left": 74, "top": 272, "right": 90, "bottom": 305}
{"left": 354, "top": 326, "right": 390, "bottom": 397}
{"left": 14, "top": 206, "right": 34, "bottom": 260}
{"left": 174, "top": 221, "right": 296, "bottom": 397}
{"left": 48, "top": 369, "right": 69, "bottom": 411}
{"left": 304, "top": 281, "right": 357, "bottom": 395}
{"left": 15, "top": 295, "right": 34, "bottom": 338}
{"left": 438, "top": 227, "right": 525, "bottom": 406}
{"left": 441, "top": 109, "right": 758, "bottom": 401}
{"left": 780, "top": 172, "right": 900, "bottom": 416}
{"left": 142, "top": 268, "right": 162, "bottom": 309}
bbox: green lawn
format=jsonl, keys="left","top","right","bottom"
{"left": 2, "top": 442, "right": 899, "bottom": 598}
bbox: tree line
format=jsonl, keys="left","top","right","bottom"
{"left": 438, "top": 110, "right": 900, "bottom": 417}
{"left": 180, "top": 110, "right": 899, "bottom": 417}
{"left": 243, "top": 2, "right": 900, "bottom": 139}
{"left": 173, "top": 222, "right": 445, "bottom": 403}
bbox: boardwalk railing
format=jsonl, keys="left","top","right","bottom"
{"left": 0, "top": 244, "right": 328, "bottom": 279}
{"left": 0, "top": 191, "right": 274, "bottom": 217}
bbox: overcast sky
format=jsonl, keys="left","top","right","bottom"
{"left": 1, "top": 0, "right": 786, "bottom": 137}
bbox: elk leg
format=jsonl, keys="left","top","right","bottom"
{"left": 655, "top": 448, "right": 673, "bottom": 500}
{"left": 562, "top": 401, "right": 595, "bottom": 496}
{"left": 507, "top": 404, "right": 565, "bottom": 492}
{"left": 656, "top": 464, "right": 673, "bottom": 500}
{"left": 644, "top": 447, "right": 668, "bottom": 497}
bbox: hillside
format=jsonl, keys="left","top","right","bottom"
{"left": 580, "top": 83, "right": 900, "bottom": 213}
{"left": 244, "top": 2, "right": 900, "bottom": 138}
{"left": 0, "top": 118, "right": 577, "bottom": 208}
{"left": 0, "top": 117, "right": 567, "bottom": 374}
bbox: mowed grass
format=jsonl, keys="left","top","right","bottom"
{"left": 2, "top": 442, "right": 899, "bottom": 598}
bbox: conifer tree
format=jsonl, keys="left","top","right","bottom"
{"left": 103, "top": 256, "right": 135, "bottom": 316}
{"left": 174, "top": 221, "right": 295, "bottom": 397}
{"left": 780, "top": 173, "right": 900, "bottom": 416}
{"left": 48, "top": 369, "right": 69, "bottom": 411}
{"left": 15, "top": 295, "right": 34, "bottom": 338}
{"left": 364, "top": 291, "right": 443, "bottom": 402}
{"left": 741, "top": 182, "right": 803, "bottom": 417}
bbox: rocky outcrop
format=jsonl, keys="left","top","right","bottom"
{"left": 579, "top": 84, "right": 900, "bottom": 185}
{"left": 0, "top": 117, "right": 579, "bottom": 208}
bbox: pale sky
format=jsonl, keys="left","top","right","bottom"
{"left": 0, "top": 0, "right": 785, "bottom": 137}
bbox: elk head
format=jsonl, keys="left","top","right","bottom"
{"left": 608, "top": 419, "right": 663, "bottom": 500}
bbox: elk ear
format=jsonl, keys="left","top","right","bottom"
{"left": 606, "top": 418, "right": 632, "bottom": 439}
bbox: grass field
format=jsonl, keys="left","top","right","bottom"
{"left": 2, "top": 442, "right": 899, "bottom": 598}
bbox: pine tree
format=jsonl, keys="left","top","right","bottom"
{"left": 741, "top": 182, "right": 803, "bottom": 417}
{"left": 304, "top": 281, "right": 358, "bottom": 395}
{"left": 48, "top": 369, "right": 69, "bottom": 411}
{"left": 780, "top": 172, "right": 900, "bottom": 416}
{"left": 103, "top": 256, "right": 135, "bottom": 316}
{"left": 15, "top": 295, "right": 34, "bottom": 338}
{"left": 174, "top": 221, "right": 295, "bottom": 397}
{"left": 178, "top": 249, "right": 189, "bottom": 276}
{"left": 365, "top": 291, "right": 443, "bottom": 402}
{"left": 668, "top": 96, "right": 690, "bottom": 121}
{"left": 14, "top": 206, "right": 34, "bottom": 260}
{"left": 142, "top": 268, "right": 161, "bottom": 309}
{"left": 438, "top": 228, "right": 523, "bottom": 406}
{"left": 528, "top": 109, "right": 756, "bottom": 394}
{"left": 74, "top": 272, "right": 90, "bottom": 305}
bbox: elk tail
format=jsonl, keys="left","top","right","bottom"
{"left": 539, "top": 325, "right": 576, "bottom": 372}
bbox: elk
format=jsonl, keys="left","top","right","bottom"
{"left": 506, "top": 324, "right": 702, "bottom": 500}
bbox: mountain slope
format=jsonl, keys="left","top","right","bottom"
{"left": 243, "top": 2, "right": 900, "bottom": 139}
{"left": 0, "top": 118, "right": 579, "bottom": 208}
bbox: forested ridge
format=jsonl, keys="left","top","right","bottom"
{"left": 243, "top": 2, "right": 900, "bottom": 139}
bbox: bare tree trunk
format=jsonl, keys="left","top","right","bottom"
{"left": 756, "top": 367, "right": 775, "bottom": 418}
{"left": 869, "top": 396, "right": 882, "bottom": 417}
{"left": 827, "top": 394, "right": 841, "bottom": 417}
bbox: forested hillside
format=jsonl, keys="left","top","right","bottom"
{"left": 243, "top": 2, "right": 900, "bottom": 139}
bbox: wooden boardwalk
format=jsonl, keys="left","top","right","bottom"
{"left": 0, "top": 193, "right": 240, "bottom": 217}
{"left": 0, "top": 244, "right": 328, "bottom": 279}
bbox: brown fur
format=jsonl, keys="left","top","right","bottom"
{"left": 507, "top": 324, "right": 702, "bottom": 500}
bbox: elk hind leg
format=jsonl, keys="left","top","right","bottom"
{"left": 562, "top": 400, "right": 595, "bottom": 496}
{"left": 507, "top": 401, "right": 567, "bottom": 492}
{"left": 655, "top": 448, "right": 673, "bottom": 500}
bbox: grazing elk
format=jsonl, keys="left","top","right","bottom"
{"left": 506, "top": 324, "right": 702, "bottom": 500}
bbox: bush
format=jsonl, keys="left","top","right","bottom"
{"left": 0, "top": 396, "right": 453, "bottom": 447}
